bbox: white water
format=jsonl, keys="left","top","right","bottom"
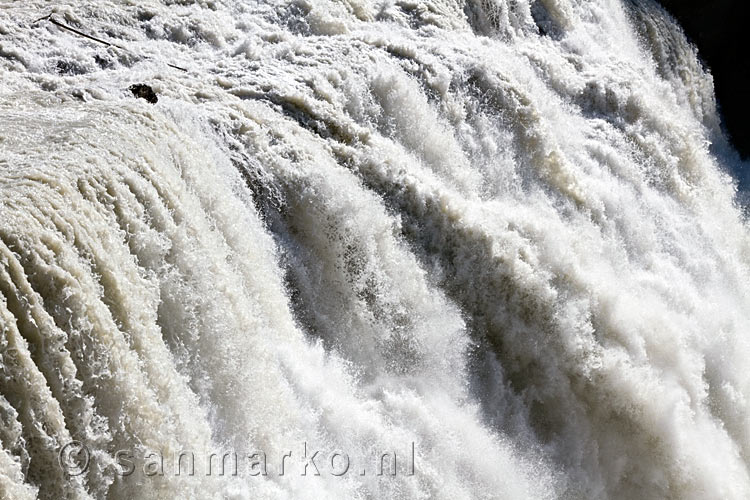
{"left": 1, "top": 1, "right": 749, "bottom": 498}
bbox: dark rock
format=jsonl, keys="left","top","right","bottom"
{"left": 129, "top": 84, "right": 158, "bottom": 104}
{"left": 657, "top": 0, "right": 749, "bottom": 159}
{"left": 94, "top": 54, "right": 113, "bottom": 69}
{"left": 56, "top": 60, "right": 86, "bottom": 75}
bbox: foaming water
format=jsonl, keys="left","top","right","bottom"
{"left": 0, "top": 1, "right": 748, "bottom": 499}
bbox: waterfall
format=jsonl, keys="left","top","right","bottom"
{"left": 1, "top": 1, "right": 748, "bottom": 498}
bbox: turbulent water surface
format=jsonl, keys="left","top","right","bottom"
{"left": 1, "top": 1, "right": 749, "bottom": 499}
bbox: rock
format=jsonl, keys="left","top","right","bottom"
{"left": 129, "top": 84, "right": 158, "bottom": 104}
{"left": 56, "top": 60, "right": 86, "bottom": 75}
{"left": 657, "top": 0, "right": 749, "bottom": 160}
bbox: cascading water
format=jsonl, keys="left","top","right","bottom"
{"left": 1, "top": 1, "right": 748, "bottom": 499}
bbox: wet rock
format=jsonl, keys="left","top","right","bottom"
{"left": 658, "top": 0, "right": 749, "bottom": 159}
{"left": 56, "top": 60, "right": 87, "bottom": 75}
{"left": 129, "top": 84, "right": 158, "bottom": 104}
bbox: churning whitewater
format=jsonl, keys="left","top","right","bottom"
{"left": 1, "top": 0, "right": 749, "bottom": 499}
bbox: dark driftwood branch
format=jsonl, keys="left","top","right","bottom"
{"left": 31, "top": 14, "right": 52, "bottom": 24}
{"left": 35, "top": 14, "right": 188, "bottom": 72}
{"left": 49, "top": 18, "right": 126, "bottom": 50}
{"left": 164, "top": 63, "right": 187, "bottom": 72}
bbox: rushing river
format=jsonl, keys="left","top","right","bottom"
{"left": 1, "top": 1, "right": 749, "bottom": 498}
